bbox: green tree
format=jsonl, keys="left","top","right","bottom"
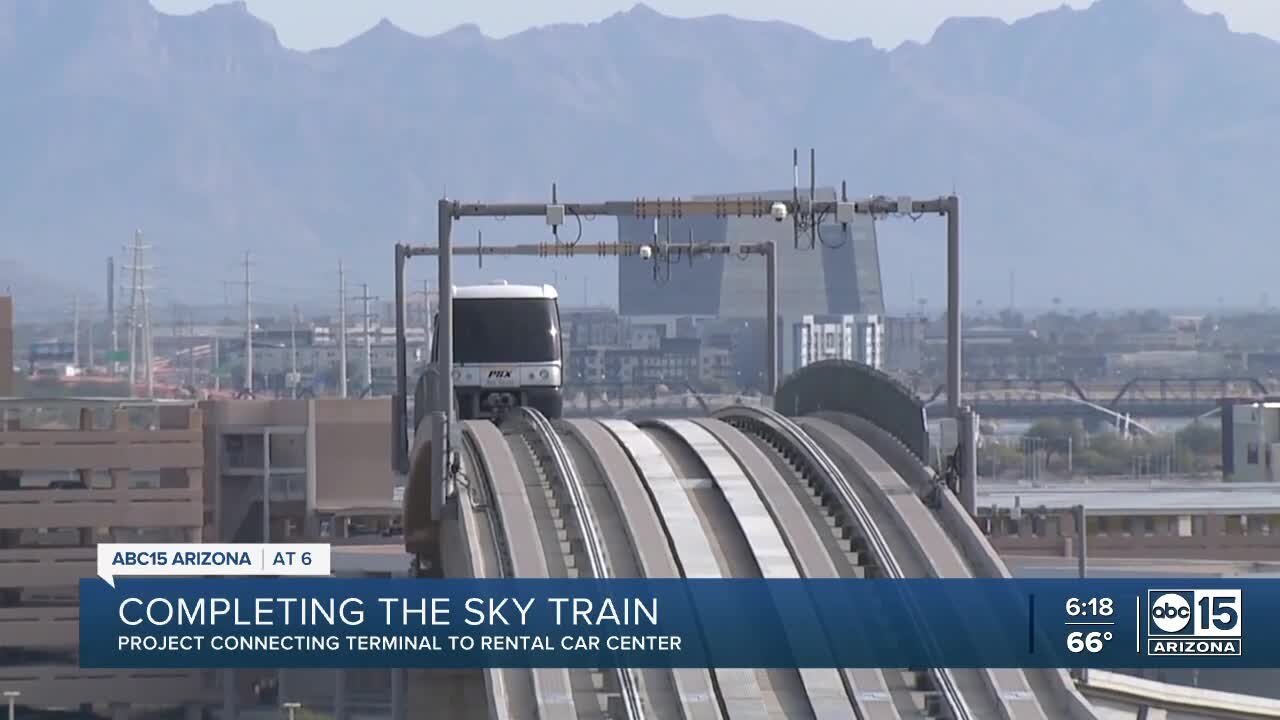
{"left": 1024, "top": 418, "right": 1083, "bottom": 467}
{"left": 1176, "top": 422, "right": 1221, "bottom": 457}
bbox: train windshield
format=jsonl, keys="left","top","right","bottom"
{"left": 431, "top": 297, "right": 561, "bottom": 364}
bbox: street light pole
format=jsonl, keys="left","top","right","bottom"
{"left": 4, "top": 690, "right": 19, "bottom": 720}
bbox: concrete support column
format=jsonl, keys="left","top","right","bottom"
{"left": 391, "top": 667, "right": 406, "bottom": 720}
{"left": 277, "top": 669, "right": 289, "bottom": 705}
{"left": 304, "top": 399, "right": 318, "bottom": 537}
{"left": 222, "top": 668, "right": 238, "bottom": 720}
{"left": 333, "top": 669, "right": 348, "bottom": 720}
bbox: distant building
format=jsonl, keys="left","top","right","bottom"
{"left": 616, "top": 187, "right": 884, "bottom": 373}
{"left": 1221, "top": 400, "right": 1280, "bottom": 483}
{"left": 1, "top": 398, "right": 206, "bottom": 713}
{"left": 793, "top": 314, "right": 884, "bottom": 371}
{"left": 568, "top": 337, "right": 707, "bottom": 388}
{"left": 561, "top": 307, "right": 623, "bottom": 349}
{"left": 883, "top": 315, "right": 926, "bottom": 373}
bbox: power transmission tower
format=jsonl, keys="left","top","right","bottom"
{"left": 122, "top": 231, "right": 152, "bottom": 397}
{"left": 225, "top": 252, "right": 255, "bottom": 393}
{"left": 352, "top": 283, "right": 378, "bottom": 394}
{"left": 338, "top": 261, "right": 348, "bottom": 398}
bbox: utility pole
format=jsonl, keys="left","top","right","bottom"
{"left": 352, "top": 283, "right": 378, "bottom": 394}
{"left": 338, "top": 261, "right": 348, "bottom": 398}
{"left": 290, "top": 304, "right": 299, "bottom": 399}
{"left": 85, "top": 299, "right": 95, "bottom": 372}
{"left": 238, "top": 252, "right": 253, "bottom": 394}
{"left": 71, "top": 294, "right": 80, "bottom": 368}
{"left": 108, "top": 257, "right": 118, "bottom": 375}
{"left": 123, "top": 231, "right": 151, "bottom": 396}
{"left": 188, "top": 310, "right": 197, "bottom": 389}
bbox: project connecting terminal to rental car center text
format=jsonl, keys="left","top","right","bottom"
{"left": 79, "top": 545, "right": 1280, "bottom": 671}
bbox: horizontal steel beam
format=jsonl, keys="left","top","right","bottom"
{"left": 440, "top": 197, "right": 951, "bottom": 220}
{"left": 403, "top": 241, "right": 773, "bottom": 258}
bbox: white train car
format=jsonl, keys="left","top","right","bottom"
{"left": 430, "top": 281, "right": 564, "bottom": 420}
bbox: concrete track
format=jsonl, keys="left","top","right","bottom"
{"left": 427, "top": 407, "right": 1261, "bottom": 719}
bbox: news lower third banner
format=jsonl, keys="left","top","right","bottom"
{"left": 79, "top": 577, "right": 1278, "bottom": 669}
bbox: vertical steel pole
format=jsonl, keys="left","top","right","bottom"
{"left": 430, "top": 199, "right": 454, "bottom": 524}
{"left": 438, "top": 200, "right": 454, "bottom": 419}
{"left": 946, "top": 195, "right": 961, "bottom": 417}
{"left": 765, "top": 242, "right": 778, "bottom": 396}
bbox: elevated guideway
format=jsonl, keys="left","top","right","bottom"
{"left": 410, "top": 405, "right": 1279, "bottom": 720}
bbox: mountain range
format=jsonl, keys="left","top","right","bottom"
{"left": 2, "top": 0, "right": 1278, "bottom": 316}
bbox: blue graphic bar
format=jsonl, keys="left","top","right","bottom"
{"left": 79, "top": 578, "right": 1276, "bottom": 669}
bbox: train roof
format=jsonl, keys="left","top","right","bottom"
{"left": 453, "top": 281, "right": 558, "bottom": 300}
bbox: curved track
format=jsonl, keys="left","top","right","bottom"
{"left": 445, "top": 408, "right": 1100, "bottom": 720}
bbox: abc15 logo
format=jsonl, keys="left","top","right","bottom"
{"left": 1148, "top": 589, "right": 1242, "bottom": 639}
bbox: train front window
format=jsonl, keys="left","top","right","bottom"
{"left": 431, "top": 298, "right": 561, "bottom": 363}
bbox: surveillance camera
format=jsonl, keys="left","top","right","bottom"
{"left": 639, "top": 245, "right": 653, "bottom": 259}
{"left": 770, "top": 202, "right": 788, "bottom": 222}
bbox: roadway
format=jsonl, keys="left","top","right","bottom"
{"left": 414, "top": 405, "right": 1280, "bottom": 720}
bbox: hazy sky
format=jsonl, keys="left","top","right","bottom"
{"left": 150, "top": 0, "right": 1280, "bottom": 50}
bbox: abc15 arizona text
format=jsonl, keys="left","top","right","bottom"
{"left": 1147, "top": 589, "right": 1242, "bottom": 656}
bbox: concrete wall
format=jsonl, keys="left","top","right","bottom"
{"left": 315, "top": 398, "right": 395, "bottom": 511}
{"left": 985, "top": 508, "right": 1280, "bottom": 561}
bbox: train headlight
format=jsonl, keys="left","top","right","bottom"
{"left": 539, "top": 369, "right": 550, "bottom": 380}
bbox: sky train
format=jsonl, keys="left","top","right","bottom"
{"left": 428, "top": 281, "right": 564, "bottom": 421}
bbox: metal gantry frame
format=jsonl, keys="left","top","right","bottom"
{"left": 391, "top": 183, "right": 962, "bottom": 523}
